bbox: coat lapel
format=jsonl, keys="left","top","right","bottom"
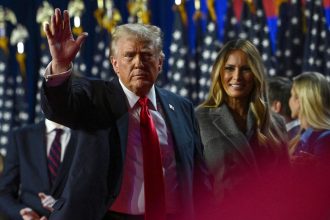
{"left": 211, "top": 105, "right": 258, "bottom": 168}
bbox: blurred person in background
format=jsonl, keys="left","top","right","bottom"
{"left": 268, "top": 76, "right": 300, "bottom": 140}
{"left": 0, "top": 119, "right": 76, "bottom": 220}
{"left": 289, "top": 72, "right": 330, "bottom": 167}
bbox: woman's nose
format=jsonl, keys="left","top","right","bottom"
{"left": 232, "top": 68, "right": 241, "bottom": 79}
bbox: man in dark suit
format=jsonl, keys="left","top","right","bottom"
{"left": 268, "top": 76, "right": 300, "bottom": 139}
{"left": 0, "top": 119, "right": 76, "bottom": 220}
{"left": 41, "top": 8, "right": 211, "bottom": 220}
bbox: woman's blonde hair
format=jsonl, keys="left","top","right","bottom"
{"left": 289, "top": 72, "right": 330, "bottom": 153}
{"left": 200, "top": 39, "right": 283, "bottom": 146}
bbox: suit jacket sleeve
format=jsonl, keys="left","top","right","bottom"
{"left": 0, "top": 131, "right": 27, "bottom": 220}
{"left": 41, "top": 76, "right": 126, "bottom": 130}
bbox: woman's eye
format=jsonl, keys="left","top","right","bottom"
{"left": 241, "top": 68, "right": 251, "bottom": 73}
{"left": 224, "top": 66, "right": 234, "bottom": 71}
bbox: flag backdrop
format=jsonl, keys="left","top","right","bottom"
{"left": 1, "top": 0, "right": 330, "bottom": 152}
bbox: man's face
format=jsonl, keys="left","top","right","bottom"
{"left": 111, "top": 37, "right": 163, "bottom": 96}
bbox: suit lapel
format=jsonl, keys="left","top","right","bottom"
{"left": 31, "top": 121, "right": 51, "bottom": 190}
{"left": 211, "top": 105, "right": 258, "bottom": 168}
{"left": 116, "top": 113, "right": 129, "bottom": 163}
{"left": 155, "top": 88, "right": 186, "bottom": 157}
{"left": 112, "top": 78, "right": 129, "bottom": 164}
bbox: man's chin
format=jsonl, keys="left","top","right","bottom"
{"left": 132, "top": 81, "right": 153, "bottom": 96}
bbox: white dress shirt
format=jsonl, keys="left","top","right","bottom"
{"left": 110, "top": 80, "right": 180, "bottom": 215}
{"left": 45, "top": 119, "right": 71, "bottom": 162}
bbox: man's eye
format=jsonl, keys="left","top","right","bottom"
{"left": 142, "top": 53, "right": 153, "bottom": 59}
{"left": 125, "top": 54, "right": 134, "bottom": 58}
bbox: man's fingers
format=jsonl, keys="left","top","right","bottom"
{"left": 54, "top": 8, "right": 61, "bottom": 31}
{"left": 76, "top": 32, "right": 89, "bottom": 48}
{"left": 20, "top": 208, "right": 32, "bottom": 215}
{"left": 38, "top": 192, "right": 56, "bottom": 212}
{"left": 63, "top": 10, "right": 71, "bottom": 34}
{"left": 43, "top": 23, "right": 53, "bottom": 39}
{"left": 50, "top": 14, "right": 56, "bottom": 36}
{"left": 20, "top": 208, "right": 40, "bottom": 219}
{"left": 38, "top": 192, "right": 46, "bottom": 200}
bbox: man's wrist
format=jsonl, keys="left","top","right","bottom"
{"left": 44, "top": 62, "right": 72, "bottom": 86}
{"left": 51, "top": 61, "right": 71, "bottom": 75}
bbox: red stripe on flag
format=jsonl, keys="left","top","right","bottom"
{"left": 233, "top": 0, "right": 243, "bottom": 21}
{"left": 263, "top": 0, "right": 277, "bottom": 17}
{"left": 324, "top": 0, "right": 330, "bottom": 8}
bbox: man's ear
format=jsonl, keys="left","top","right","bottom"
{"left": 271, "top": 101, "right": 281, "bottom": 113}
{"left": 110, "top": 56, "right": 119, "bottom": 74}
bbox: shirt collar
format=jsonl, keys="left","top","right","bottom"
{"left": 286, "top": 119, "right": 300, "bottom": 131}
{"left": 45, "top": 118, "right": 70, "bottom": 134}
{"left": 118, "top": 78, "right": 157, "bottom": 110}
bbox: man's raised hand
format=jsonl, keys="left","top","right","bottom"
{"left": 43, "top": 8, "right": 88, "bottom": 74}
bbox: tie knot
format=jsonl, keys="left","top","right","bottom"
{"left": 138, "top": 97, "right": 149, "bottom": 107}
{"left": 54, "top": 128, "right": 63, "bottom": 137}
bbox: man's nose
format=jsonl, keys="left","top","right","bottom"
{"left": 133, "top": 55, "right": 144, "bottom": 68}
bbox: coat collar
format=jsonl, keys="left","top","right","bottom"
{"left": 210, "top": 104, "right": 258, "bottom": 167}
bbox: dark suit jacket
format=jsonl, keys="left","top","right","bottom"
{"left": 0, "top": 121, "right": 76, "bottom": 220}
{"left": 41, "top": 76, "right": 211, "bottom": 220}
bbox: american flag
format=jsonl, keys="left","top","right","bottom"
{"left": 0, "top": 25, "right": 11, "bottom": 154}
{"left": 188, "top": 8, "right": 204, "bottom": 105}
{"left": 222, "top": 0, "right": 240, "bottom": 44}
{"left": 90, "top": 2, "right": 120, "bottom": 81}
{"left": 275, "top": 0, "right": 304, "bottom": 77}
{"left": 71, "top": 18, "right": 88, "bottom": 76}
{"left": 127, "top": 0, "right": 150, "bottom": 24}
{"left": 239, "top": 1, "right": 255, "bottom": 41}
{"left": 302, "top": 0, "right": 330, "bottom": 78}
{"left": 35, "top": 2, "right": 54, "bottom": 123}
{"left": 90, "top": 20, "right": 113, "bottom": 80}
{"left": 239, "top": 0, "right": 276, "bottom": 76}
{"left": 197, "top": 1, "right": 221, "bottom": 102}
{"left": 166, "top": 3, "right": 191, "bottom": 100}
{"left": 34, "top": 32, "right": 51, "bottom": 123}
{"left": 11, "top": 24, "right": 29, "bottom": 128}
{"left": 0, "top": 22, "right": 29, "bottom": 155}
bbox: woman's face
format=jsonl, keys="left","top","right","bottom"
{"left": 220, "top": 50, "right": 255, "bottom": 100}
{"left": 289, "top": 86, "right": 300, "bottom": 119}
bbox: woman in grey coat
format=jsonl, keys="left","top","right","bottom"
{"left": 195, "top": 39, "right": 289, "bottom": 203}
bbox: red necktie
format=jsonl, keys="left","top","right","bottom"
{"left": 48, "top": 128, "right": 63, "bottom": 185}
{"left": 138, "top": 97, "right": 166, "bottom": 220}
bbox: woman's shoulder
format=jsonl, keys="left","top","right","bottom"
{"left": 314, "top": 129, "right": 330, "bottom": 142}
